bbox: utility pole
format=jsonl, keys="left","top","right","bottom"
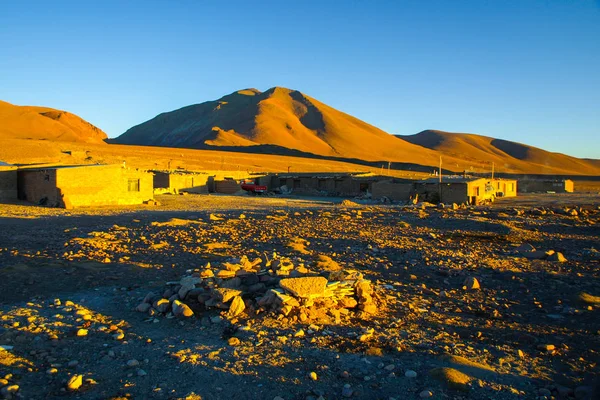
{"left": 388, "top": 161, "right": 391, "bottom": 176}
{"left": 438, "top": 156, "right": 442, "bottom": 203}
{"left": 491, "top": 161, "right": 495, "bottom": 180}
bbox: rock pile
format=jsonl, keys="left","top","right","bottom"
{"left": 136, "top": 254, "right": 380, "bottom": 324}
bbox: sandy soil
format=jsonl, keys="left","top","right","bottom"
{"left": 0, "top": 194, "right": 599, "bottom": 400}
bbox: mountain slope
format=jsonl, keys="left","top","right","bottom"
{"left": 115, "top": 88, "right": 599, "bottom": 175}
{"left": 115, "top": 87, "right": 443, "bottom": 166}
{"left": 0, "top": 100, "right": 107, "bottom": 143}
{"left": 400, "top": 130, "right": 600, "bottom": 175}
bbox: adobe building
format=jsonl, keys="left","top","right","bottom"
{"left": 152, "top": 170, "right": 211, "bottom": 194}
{"left": 17, "top": 164, "right": 153, "bottom": 208}
{"left": 491, "top": 178, "right": 518, "bottom": 197}
{"left": 0, "top": 161, "right": 18, "bottom": 201}
{"left": 372, "top": 176, "right": 515, "bottom": 205}
{"left": 518, "top": 179, "right": 574, "bottom": 193}
{"left": 270, "top": 172, "right": 376, "bottom": 197}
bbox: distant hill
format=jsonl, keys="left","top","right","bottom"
{"left": 0, "top": 100, "right": 107, "bottom": 143}
{"left": 115, "top": 87, "right": 444, "bottom": 168}
{"left": 116, "top": 88, "right": 599, "bottom": 175}
{"left": 399, "top": 129, "right": 600, "bottom": 175}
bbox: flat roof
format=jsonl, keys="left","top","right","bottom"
{"left": 422, "top": 176, "right": 486, "bottom": 184}
{"left": 17, "top": 164, "right": 117, "bottom": 172}
{"left": 275, "top": 172, "right": 373, "bottom": 179}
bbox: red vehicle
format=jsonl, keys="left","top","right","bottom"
{"left": 240, "top": 179, "right": 267, "bottom": 195}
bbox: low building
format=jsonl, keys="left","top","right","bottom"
{"left": 0, "top": 161, "right": 18, "bottom": 201}
{"left": 152, "top": 170, "right": 210, "bottom": 194}
{"left": 491, "top": 178, "right": 518, "bottom": 197}
{"left": 518, "top": 179, "right": 574, "bottom": 193}
{"left": 17, "top": 164, "right": 153, "bottom": 208}
{"left": 372, "top": 176, "right": 510, "bottom": 205}
{"left": 270, "top": 172, "right": 376, "bottom": 197}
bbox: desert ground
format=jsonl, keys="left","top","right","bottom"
{"left": 0, "top": 192, "right": 599, "bottom": 400}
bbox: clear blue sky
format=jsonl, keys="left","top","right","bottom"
{"left": 1, "top": 0, "right": 599, "bottom": 158}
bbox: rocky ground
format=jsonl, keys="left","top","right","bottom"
{"left": 0, "top": 193, "right": 599, "bottom": 400}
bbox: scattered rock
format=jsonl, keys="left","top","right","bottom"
{"left": 547, "top": 252, "right": 567, "bottom": 262}
{"left": 463, "top": 276, "right": 480, "bottom": 290}
{"left": 172, "top": 300, "right": 194, "bottom": 318}
{"left": 405, "top": 370, "right": 417, "bottom": 378}
{"left": 430, "top": 367, "right": 472, "bottom": 391}
{"left": 67, "top": 374, "right": 83, "bottom": 391}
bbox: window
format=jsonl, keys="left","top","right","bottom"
{"left": 474, "top": 186, "right": 480, "bottom": 196}
{"left": 128, "top": 179, "right": 140, "bottom": 192}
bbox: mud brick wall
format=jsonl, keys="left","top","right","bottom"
{"left": 0, "top": 167, "right": 18, "bottom": 201}
{"left": 56, "top": 166, "right": 153, "bottom": 208}
{"left": 19, "top": 165, "right": 153, "bottom": 208}
{"left": 214, "top": 179, "right": 241, "bottom": 194}
{"left": 518, "top": 180, "right": 573, "bottom": 193}
{"left": 371, "top": 181, "right": 413, "bottom": 201}
{"left": 169, "top": 173, "right": 209, "bottom": 193}
{"left": 18, "top": 169, "right": 60, "bottom": 205}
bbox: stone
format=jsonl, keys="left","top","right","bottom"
{"left": 153, "top": 298, "right": 171, "bottom": 313}
{"left": 342, "top": 384, "right": 353, "bottom": 398}
{"left": 279, "top": 276, "right": 328, "bottom": 298}
{"left": 200, "top": 269, "right": 214, "bottom": 278}
{"left": 430, "top": 367, "right": 472, "bottom": 391}
{"left": 136, "top": 303, "right": 152, "bottom": 313}
{"left": 76, "top": 328, "right": 88, "bottom": 337}
{"left": 547, "top": 252, "right": 567, "bottom": 262}
{"left": 1, "top": 385, "right": 19, "bottom": 395}
{"left": 419, "top": 390, "right": 433, "bottom": 398}
{"left": 309, "top": 371, "right": 318, "bottom": 381}
{"left": 127, "top": 359, "right": 140, "bottom": 367}
{"left": 137, "top": 369, "right": 147, "bottom": 376}
{"left": 172, "top": 300, "right": 194, "bottom": 318}
{"left": 537, "top": 344, "right": 555, "bottom": 351}
{"left": 213, "top": 288, "right": 242, "bottom": 303}
{"left": 405, "top": 370, "right": 417, "bottom": 378}
{"left": 67, "top": 374, "right": 83, "bottom": 391}
{"left": 338, "top": 297, "right": 358, "bottom": 308}
{"left": 227, "top": 337, "right": 240, "bottom": 346}
{"left": 463, "top": 276, "right": 480, "bottom": 290}
{"left": 227, "top": 296, "right": 245, "bottom": 318}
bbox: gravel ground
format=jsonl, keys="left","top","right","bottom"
{"left": 0, "top": 193, "right": 599, "bottom": 400}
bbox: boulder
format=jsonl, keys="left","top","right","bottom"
{"left": 172, "top": 300, "right": 194, "bottom": 318}
{"left": 227, "top": 296, "right": 246, "bottom": 317}
{"left": 279, "top": 276, "right": 328, "bottom": 299}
